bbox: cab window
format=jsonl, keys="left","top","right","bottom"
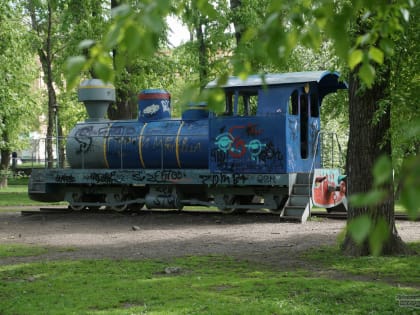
{"left": 288, "top": 90, "right": 299, "bottom": 115}
{"left": 224, "top": 90, "right": 257, "bottom": 116}
{"left": 310, "top": 92, "right": 319, "bottom": 117}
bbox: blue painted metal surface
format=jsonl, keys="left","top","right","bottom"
{"left": 66, "top": 71, "right": 342, "bottom": 171}
{"left": 182, "top": 102, "right": 210, "bottom": 120}
{"left": 138, "top": 89, "right": 171, "bottom": 122}
{"left": 176, "top": 119, "right": 209, "bottom": 168}
{"left": 106, "top": 122, "right": 143, "bottom": 169}
{"left": 104, "top": 119, "right": 210, "bottom": 169}
{"left": 210, "top": 116, "right": 286, "bottom": 173}
{"left": 139, "top": 120, "right": 180, "bottom": 168}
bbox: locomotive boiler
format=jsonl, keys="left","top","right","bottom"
{"left": 66, "top": 83, "right": 209, "bottom": 170}
{"left": 29, "top": 71, "right": 347, "bottom": 222}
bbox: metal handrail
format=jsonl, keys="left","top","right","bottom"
{"left": 308, "top": 131, "right": 346, "bottom": 210}
{"left": 310, "top": 131, "right": 345, "bottom": 173}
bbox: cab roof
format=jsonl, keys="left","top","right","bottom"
{"left": 206, "top": 71, "right": 347, "bottom": 98}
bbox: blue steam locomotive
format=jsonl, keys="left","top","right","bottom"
{"left": 28, "top": 71, "right": 347, "bottom": 222}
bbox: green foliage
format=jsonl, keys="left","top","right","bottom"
{"left": 0, "top": 254, "right": 418, "bottom": 314}
{"left": 350, "top": 189, "right": 388, "bottom": 208}
{"left": 343, "top": 2, "right": 419, "bottom": 255}
{"left": 368, "top": 217, "right": 390, "bottom": 256}
{"left": 0, "top": 2, "right": 42, "bottom": 153}
{"left": 235, "top": 0, "right": 415, "bottom": 87}
{"left": 373, "top": 155, "right": 393, "bottom": 187}
{"left": 52, "top": 0, "right": 110, "bottom": 132}
{"left": 65, "top": 0, "right": 173, "bottom": 89}
{"left": 389, "top": 3, "right": 419, "bottom": 202}
{"left": 348, "top": 154, "right": 395, "bottom": 255}
{"left": 347, "top": 215, "right": 372, "bottom": 244}
{"left": 399, "top": 155, "right": 420, "bottom": 219}
{"left": 346, "top": 214, "right": 391, "bottom": 256}
{"left": 350, "top": 152, "right": 420, "bottom": 219}
{"left": 349, "top": 156, "right": 395, "bottom": 210}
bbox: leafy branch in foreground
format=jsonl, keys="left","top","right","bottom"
{"left": 66, "top": 1, "right": 172, "bottom": 89}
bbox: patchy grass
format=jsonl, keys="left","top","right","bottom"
{"left": 0, "top": 187, "right": 48, "bottom": 207}
{"left": 0, "top": 181, "right": 64, "bottom": 207}
{"left": 0, "top": 244, "right": 49, "bottom": 258}
{"left": 7, "top": 177, "right": 29, "bottom": 186}
{"left": 0, "top": 185, "right": 28, "bottom": 193}
{"left": 0, "top": 244, "right": 419, "bottom": 315}
{"left": 304, "top": 243, "right": 420, "bottom": 285}
{"left": 0, "top": 179, "right": 34, "bottom": 207}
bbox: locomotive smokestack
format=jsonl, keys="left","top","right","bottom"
{"left": 78, "top": 79, "right": 115, "bottom": 121}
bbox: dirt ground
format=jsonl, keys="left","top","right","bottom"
{"left": 0, "top": 208, "right": 419, "bottom": 266}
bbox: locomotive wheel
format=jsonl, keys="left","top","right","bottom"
{"left": 269, "top": 195, "right": 289, "bottom": 214}
{"left": 128, "top": 203, "right": 144, "bottom": 211}
{"left": 88, "top": 206, "right": 101, "bottom": 211}
{"left": 219, "top": 197, "right": 247, "bottom": 214}
{"left": 106, "top": 193, "right": 129, "bottom": 212}
{"left": 69, "top": 204, "right": 85, "bottom": 211}
{"left": 69, "top": 192, "right": 86, "bottom": 211}
{"left": 219, "top": 206, "right": 235, "bottom": 214}
{"left": 215, "top": 194, "right": 235, "bottom": 213}
{"left": 111, "top": 204, "right": 128, "bottom": 212}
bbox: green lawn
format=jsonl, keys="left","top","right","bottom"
{"left": 0, "top": 244, "right": 418, "bottom": 315}
{"left": 0, "top": 177, "right": 63, "bottom": 207}
{"left": 0, "top": 186, "right": 53, "bottom": 207}
{"left": 0, "top": 178, "right": 411, "bottom": 213}
{"left": 0, "top": 180, "right": 418, "bottom": 314}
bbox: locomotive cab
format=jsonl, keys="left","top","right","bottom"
{"left": 207, "top": 71, "right": 346, "bottom": 174}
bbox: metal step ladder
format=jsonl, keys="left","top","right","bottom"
{"left": 280, "top": 173, "right": 311, "bottom": 223}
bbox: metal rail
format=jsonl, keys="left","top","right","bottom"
{"left": 19, "top": 207, "right": 418, "bottom": 221}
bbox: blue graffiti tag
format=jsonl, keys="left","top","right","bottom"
{"left": 215, "top": 132, "right": 267, "bottom": 163}
{"left": 214, "top": 132, "right": 234, "bottom": 153}
{"left": 245, "top": 139, "right": 266, "bottom": 162}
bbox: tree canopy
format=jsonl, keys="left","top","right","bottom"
{"left": 0, "top": 1, "right": 42, "bottom": 186}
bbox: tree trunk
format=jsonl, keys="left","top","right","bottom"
{"left": 230, "top": 0, "right": 243, "bottom": 46}
{"left": 0, "top": 148, "right": 11, "bottom": 189}
{"left": 341, "top": 68, "right": 409, "bottom": 256}
{"left": 107, "top": 0, "right": 134, "bottom": 120}
{"left": 107, "top": 81, "right": 133, "bottom": 120}
{"left": 29, "top": 1, "right": 58, "bottom": 168}
{"left": 195, "top": 17, "right": 208, "bottom": 90}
